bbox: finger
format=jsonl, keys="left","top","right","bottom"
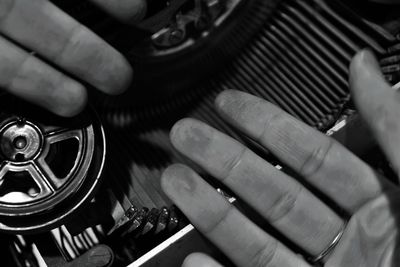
{"left": 171, "top": 119, "right": 343, "bottom": 256}
{"left": 162, "top": 164, "right": 310, "bottom": 267}
{"left": 89, "top": 0, "right": 147, "bottom": 23}
{"left": 0, "top": 0, "right": 132, "bottom": 95}
{"left": 350, "top": 49, "right": 400, "bottom": 179}
{"left": 182, "top": 253, "right": 223, "bottom": 267}
{"left": 0, "top": 36, "right": 86, "bottom": 117}
{"left": 214, "top": 90, "right": 393, "bottom": 213}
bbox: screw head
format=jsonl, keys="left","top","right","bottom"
{"left": 169, "top": 29, "right": 185, "bottom": 44}
{"left": 13, "top": 136, "right": 27, "bottom": 149}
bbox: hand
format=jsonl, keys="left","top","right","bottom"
{"left": 161, "top": 49, "right": 400, "bottom": 267}
{"left": 0, "top": 0, "right": 146, "bottom": 117}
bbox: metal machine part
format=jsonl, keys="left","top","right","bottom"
{"left": 0, "top": 95, "right": 106, "bottom": 234}
{"left": 107, "top": 205, "right": 180, "bottom": 237}
{"left": 151, "top": 0, "right": 227, "bottom": 49}
{"left": 97, "top": 0, "right": 400, "bottom": 132}
{"left": 54, "top": 0, "right": 279, "bottom": 106}
{"left": 6, "top": 0, "right": 400, "bottom": 266}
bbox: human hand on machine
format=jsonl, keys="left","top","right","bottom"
{"left": 0, "top": 0, "right": 145, "bottom": 117}
{"left": 162, "top": 49, "right": 400, "bottom": 267}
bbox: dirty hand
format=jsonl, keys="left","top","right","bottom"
{"left": 162, "top": 49, "right": 400, "bottom": 267}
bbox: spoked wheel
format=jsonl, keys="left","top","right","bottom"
{"left": 0, "top": 95, "right": 105, "bottom": 234}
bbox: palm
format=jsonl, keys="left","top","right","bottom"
{"left": 326, "top": 193, "right": 400, "bottom": 267}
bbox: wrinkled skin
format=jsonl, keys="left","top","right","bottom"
{"left": 161, "top": 50, "right": 400, "bottom": 267}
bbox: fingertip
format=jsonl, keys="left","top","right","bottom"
{"left": 215, "top": 89, "right": 243, "bottom": 111}
{"left": 215, "top": 89, "right": 267, "bottom": 123}
{"left": 170, "top": 118, "right": 199, "bottom": 147}
{"left": 349, "top": 50, "right": 364, "bottom": 83}
{"left": 349, "top": 49, "right": 381, "bottom": 92}
{"left": 161, "top": 164, "right": 198, "bottom": 200}
{"left": 114, "top": 54, "right": 133, "bottom": 95}
{"left": 169, "top": 118, "right": 219, "bottom": 164}
{"left": 161, "top": 164, "right": 180, "bottom": 194}
{"left": 102, "top": 52, "right": 133, "bottom": 95}
{"left": 349, "top": 48, "right": 393, "bottom": 109}
{"left": 53, "top": 79, "right": 87, "bottom": 117}
{"left": 351, "top": 49, "right": 378, "bottom": 69}
{"left": 90, "top": 0, "right": 147, "bottom": 23}
{"left": 182, "top": 253, "right": 222, "bottom": 267}
{"left": 119, "top": 0, "right": 147, "bottom": 23}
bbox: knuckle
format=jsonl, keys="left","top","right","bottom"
{"left": 300, "top": 138, "right": 334, "bottom": 177}
{"left": 265, "top": 187, "right": 301, "bottom": 223}
{"left": 91, "top": 0, "right": 147, "bottom": 23}
{"left": 259, "top": 109, "right": 286, "bottom": 141}
{"left": 249, "top": 240, "right": 278, "bottom": 267}
{"left": 6, "top": 52, "right": 36, "bottom": 90}
{"left": 0, "top": 38, "right": 31, "bottom": 88}
{"left": 217, "top": 91, "right": 263, "bottom": 125}
{"left": 116, "top": 0, "right": 147, "bottom": 22}
{"left": 53, "top": 24, "right": 83, "bottom": 62}
{"left": 202, "top": 205, "right": 233, "bottom": 234}
{"left": 371, "top": 105, "right": 388, "bottom": 132}
{"left": 220, "top": 147, "right": 246, "bottom": 180}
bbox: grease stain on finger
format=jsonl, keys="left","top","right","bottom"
{"left": 170, "top": 118, "right": 246, "bottom": 179}
{"left": 170, "top": 118, "right": 212, "bottom": 158}
{"left": 161, "top": 164, "right": 233, "bottom": 234}
{"left": 161, "top": 164, "right": 198, "bottom": 198}
{"left": 215, "top": 89, "right": 273, "bottom": 137}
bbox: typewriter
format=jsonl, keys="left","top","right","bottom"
{"left": 1, "top": 0, "right": 400, "bottom": 266}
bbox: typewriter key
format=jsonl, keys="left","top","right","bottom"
{"left": 0, "top": 95, "right": 106, "bottom": 234}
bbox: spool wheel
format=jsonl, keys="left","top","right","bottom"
{"left": 0, "top": 96, "right": 106, "bottom": 234}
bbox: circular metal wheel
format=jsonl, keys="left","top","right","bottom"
{"left": 0, "top": 95, "right": 106, "bottom": 234}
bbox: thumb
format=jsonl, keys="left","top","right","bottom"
{"left": 350, "top": 49, "right": 400, "bottom": 179}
